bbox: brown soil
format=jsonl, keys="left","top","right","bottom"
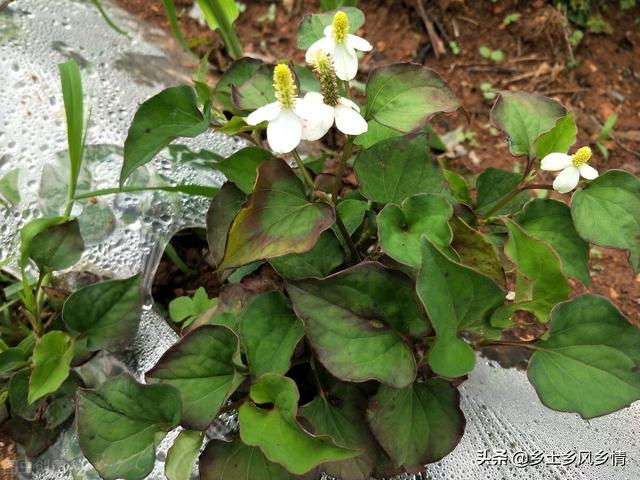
{"left": 0, "top": 429, "right": 16, "bottom": 480}
{"left": 116, "top": 0, "right": 640, "bottom": 321}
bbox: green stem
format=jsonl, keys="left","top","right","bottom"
{"left": 292, "top": 150, "right": 317, "bottom": 193}
{"left": 74, "top": 184, "right": 218, "bottom": 200}
{"left": 204, "top": 0, "right": 243, "bottom": 59}
{"left": 331, "top": 136, "right": 353, "bottom": 202}
{"left": 342, "top": 80, "right": 352, "bottom": 100}
{"left": 334, "top": 213, "right": 360, "bottom": 261}
{"left": 480, "top": 183, "right": 553, "bottom": 219}
{"left": 164, "top": 243, "right": 195, "bottom": 275}
{"left": 481, "top": 340, "right": 538, "bottom": 351}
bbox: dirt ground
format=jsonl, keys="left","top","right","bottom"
{"left": 116, "top": 0, "right": 640, "bottom": 321}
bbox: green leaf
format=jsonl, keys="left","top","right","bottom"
{"left": 571, "top": 170, "right": 640, "bottom": 273}
{"left": 490, "top": 91, "right": 566, "bottom": 158}
{"left": 28, "top": 219, "right": 84, "bottom": 271}
{"left": 534, "top": 111, "right": 577, "bottom": 160}
{"left": 29, "top": 331, "right": 74, "bottom": 404}
{"left": 238, "top": 374, "right": 359, "bottom": 475}
{"left": 19, "top": 216, "right": 66, "bottom": 270}
{"left": 199, "top": 437, "right": 294, "bottom": 480}
{"left": 239, "top": 291, "right": 304, "bottom": 378}
{"left": 169, "top": 287, "right": 218, "bottom": 325}
{"left": 77, "top": 374, "right": 181, "bottom": 480}
{"left": 286, "top": 262, "right": 421, "bottom": 387}
{"left": 214, "top": 147, "right": 273, "bottom": 193}
{"left": 214, "top": 58, "right": 263, "bottom": 113}
{"left": 491, "top": 219, "right": 570, "bottom": 325}
{"left": 366, "top": 379, "right": 465, "bottom": 467}
{"left": 335, "top": 199, "right": 368, "bottom": 235}
{"left": 206, "top": 182, "right": 247, "bottom": 267}
{"left": 0, "top": 168, "right": 20, "bottom": 205}
{"left": 300, "top": 385, "right": 379, "bottom": 480}
{"left": 120, "top": 86, "right": 211, "bottom": 185}
{"left": 354, "top": 133, "right": 447, "bottom": 204}
{"left": 270, "top": 231, "right": 345, "bottom": 280}
{"left": 444, "top": 169, "right": 472, "bottom": 205}
{"left": 58, "top": 60, "right": 86, "bottom": 201}
{"left": 166, "top": 430, "right": 204, "bottom": 480}
{"left": 378, "top": 194, "right": 453, "bottom": 268}
{"left": 475, "top": 167, "right": 530, "bottom": 216}
{"left": 297, "top": 7, "right": 365, "bottom": 49}
{"left": 231, "top": 63, "right": 276, "bottom": 111}
{"left": 450, "top": 216, "right": 506, "bottom": 288}
{"left": 417, "top": 239, "right": 503, "bottom": 377}
{"left": 364, "top": 63, "right": 459, "bottom": 132}
{"left": 0, "top": 348, "right": 29, "bottom": 375}
{"left": 218, "top": 158, "right": 335, "bottom": 270}
{"left": 528, "top": 295, "right": 640, "bottom": 418}
{"left": 196, "top": 0, "right": 238, "bottom": 30}
{"left": 516, "top": 199, "right": 590, "bottom": 284}
{"left": 146, "top": 325, "right": 243, "bottom": 430}
{"left": 10, "top": 370, "right": 79, "bottom": 428}
{"left": 62, "top": 275, "right": 142, "bottom": 352}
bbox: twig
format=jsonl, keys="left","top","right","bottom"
{"left": 455, "top": 15, "right": 479, "bottom": 26}
{"left": 416, "top": 0, "right": 446, "bottom": 58}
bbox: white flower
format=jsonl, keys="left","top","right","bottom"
{"left": 540, "top": 146, "right": 599, "bottom": 193}
{"left": 300, "top": 92, "right": 368, "bottom": 140}
{"left": 245, "top": 64, "right": 314, "bottom": 154}
{"left": 305, "top": 11, "right": 372, "bottom": 81}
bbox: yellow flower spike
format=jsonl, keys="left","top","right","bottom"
{"left": 273, "top": 64, "right": 297, "bottom": 110}
{"left": 571, "top": 146, "right": 592, "bottom": 167}
{"left": 332, "top": 11, "right": 349, "bottom": 44}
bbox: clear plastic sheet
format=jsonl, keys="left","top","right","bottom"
{"left": 0, "top": 1, "right": 638, "bottom": 479}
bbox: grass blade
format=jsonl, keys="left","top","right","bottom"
{"left": 161, "top": 0, "right": 192, "bottom": 53}
{"left": 90, "top": 0, "right": 128, "bottom": 36}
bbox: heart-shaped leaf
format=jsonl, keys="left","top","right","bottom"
{"left": 286, "top": 262, "right": 421, "bottom": 388}
{"left": 490, "top": 91, "right": 566, "bottom": 158}
{"left": 76, "top": 374, "right": 181, "bottom": 480}
{"left": 146, "top": 325, "right": 244, "bottom": 431}
{"left": 206, "top": 182, "right": 247, "bottom": 267}
{"left": 62, "top": 275, "right": 142, "bottom": 352}
{"left": 213, "top": 147, "right": 273, "bottom": 193}
{"left": 238, "top": 374, "right": 359, "bottom": 475}
{"left": 232, "top": 63, "right": 276, "bottom": 111}
{"left": 354, "top": 133, "right": 447, "bottom": 205}
{"left": 199, "top": 437, "right": 294, "bottom": 480}
{"left": 367, "top": 379, "right": 465, "bottom": 467}
{"left": 475, "top": 168, "right": 530, "bottom": 216}
{"left": 571, "top": 170, "right": 640, "bottom": 273}
{"left": 534, "top": 112, "right": 577, "bottom": 160}
{"left": 165, "top": 430, "right": 204, "bottom": 480}
{"left": 218, "top": 158, "right": 335, "bottom": 270}
{"left": 364, "top": 63, "right": 459, "bottom": 133}
{"left": 300, "top": 384, "right": 379, "bottom": 480}
{"left": 450, "top": 217, "right": 505, "bottom": 289}
{"left": 28, "top": 219, "right": 84, "bottom": 272}
{"left": 516, "top": 199, "right": 590, "bottom": 284}
{"left": 239, "top": 291, "right": 304, "bottom": 378}
{"left": 29, "top": 331, "right": 74, "bottom": 403}
{"left": 417, "top": 238, "right": 503, "bottom": 377}
{"left": 528, "top": 295, "right": 640, "bottom": 418}
{"left": 270, "top": 231, "right": 345, "bottom": 280}
{"left": 120, "top": 86, "right": 211, "bottom": 185}
{"left": 214, "top": 58, "right": 264, "bottom": 113}
{"left": 378, "top": 194, "right": 453, "bottom": 268}
{"left": 491, "top": 220, "right": 570, "bottom": 325}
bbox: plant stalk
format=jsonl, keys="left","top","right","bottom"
{"left": 291, "top": 150, "right": 317, "bottom": 193}
{"left": 480, "top": 183, "right": 553, "bottom": 219}
{"left": 331, "top": 135, "right": 353, "bottom": 202}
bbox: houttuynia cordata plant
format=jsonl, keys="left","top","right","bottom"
{"left": 2, "top": 6, "right": 640, "bottom": 480}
